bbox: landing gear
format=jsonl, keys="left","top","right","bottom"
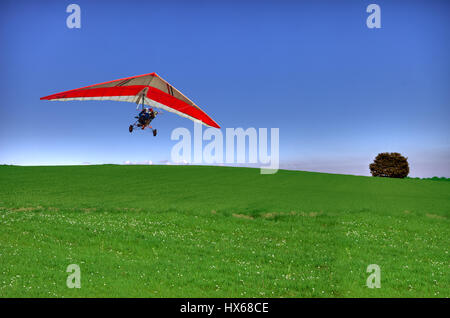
{"left": 130, "top": 101, "right": 159, "bottom": 136}
{"left": 128, "top": 124, "right": 157, "bottom": 136}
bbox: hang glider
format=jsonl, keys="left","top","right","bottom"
{"left": 40, "top": 72, "right": 220, "bottom": 129}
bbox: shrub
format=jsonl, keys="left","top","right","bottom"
{"left": 369, "top": 152, "right": 409, "bottom": 178}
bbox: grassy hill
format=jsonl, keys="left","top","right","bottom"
{"left": 0, "top": 165, "right": 448, "bottom": 297}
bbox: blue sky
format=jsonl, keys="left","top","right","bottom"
{"left": 0, "top": 0, "right": 449, "bottom": 177}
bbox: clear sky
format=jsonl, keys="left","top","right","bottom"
{"left": 1, "top": 0, "right": 449, "bottom": 177}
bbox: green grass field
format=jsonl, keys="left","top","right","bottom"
{"left": 0, "top": 165, "right": 448, "bottom": 297}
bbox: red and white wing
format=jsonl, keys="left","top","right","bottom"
{"left": 40, "top": 72, "right": 220, "bottom": 128}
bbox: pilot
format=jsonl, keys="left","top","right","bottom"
{"left": 149, "top": 108, "right": 156, "bottom": 120}
{"left": 138, "top": 108, "right": 150, "bottom": 126}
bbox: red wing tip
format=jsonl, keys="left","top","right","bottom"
{"left": 207, "top": 121, "right": 220, "bottom": 129}
{"left": 40, "top": 94, "right": 59, "bottom": 100}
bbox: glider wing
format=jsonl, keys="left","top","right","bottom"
{"left": 40, "top": 72, "right": 220, "bottom": 128}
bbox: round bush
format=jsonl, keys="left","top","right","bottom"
{"left": 369, "top": 152, "right": 409, "bottom": 178}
